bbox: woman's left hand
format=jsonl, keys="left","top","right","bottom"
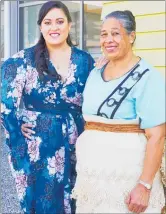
{"left": 125, "top": 183, "right": 151, "bottom": 213}
{"left": 94, "top": 56, "right": 109, "bottom": 69}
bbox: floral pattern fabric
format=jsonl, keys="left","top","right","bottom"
{"left": 1, "top": 46, "right": 94, "bottom": 214}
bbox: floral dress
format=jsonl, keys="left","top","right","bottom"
{"left": 1, "top": 46, "right": 94, "bottom": 214}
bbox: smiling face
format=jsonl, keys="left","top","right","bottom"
{"left": 40, "top": 8, "right": 71, "bottom": 47}
{"left": 100, "top": 17, "right": 135, "bottom": 60}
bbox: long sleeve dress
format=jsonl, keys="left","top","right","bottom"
{"left": 1, "top": 45, "right": 94, "bottom": 214}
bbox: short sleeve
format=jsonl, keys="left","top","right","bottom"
{"left": 135, "top": 70, "right": 165, "bottom": 129}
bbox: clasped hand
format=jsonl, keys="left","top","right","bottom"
{"left": 125, "top": 183, "right": 150, "bottom": 213}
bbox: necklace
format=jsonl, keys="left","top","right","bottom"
{"left": 50, "top": 47, "right": 72, "bottom": 76}
{"left": 49, "top": 59, "right": 60, "bottom": 71}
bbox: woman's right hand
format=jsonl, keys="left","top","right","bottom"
{"left": 21, "top": 123, "right": 35, "bottom": 140}
{"left": 94, "top": 56, "right": 109, "bottom": 69}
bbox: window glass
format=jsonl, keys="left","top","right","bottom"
{"left": 84, "top": 1, "right": 103, "bottom": 59}
{"left": 1, "top": 1, "right": 4, "bottom": 60}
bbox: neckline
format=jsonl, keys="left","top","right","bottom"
{"left": 49, "top": 46, "right": 75, "bottom": 83}
{"left": 100, "top": 57, "right": 142, "bottom": 83}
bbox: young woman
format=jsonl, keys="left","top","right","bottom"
{"left": 1, "top": 1, "right": 95, "bottom": 213}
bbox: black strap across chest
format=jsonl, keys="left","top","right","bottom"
{"left": 97, "top": 63, "right": 149, "bottom": 119}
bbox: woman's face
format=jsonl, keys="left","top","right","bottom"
{"left": 100, "top": 17, "right": 135, "bottom": 60}
{"left": 40, "top": 8, "right": 71, "bottom": 46}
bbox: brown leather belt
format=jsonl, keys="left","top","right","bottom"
{"left": 85, "top": 121, "right": 145, "bottom": 133}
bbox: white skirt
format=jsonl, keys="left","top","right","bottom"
{"left": 72, "top": 115, "right": 165, "bottom": 213}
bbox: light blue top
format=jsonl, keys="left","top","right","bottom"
{"left": 82, "top": 58, "right": 165, "bottom": 129}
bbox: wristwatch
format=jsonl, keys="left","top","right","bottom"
{"left": 138, "top": 180, "right": 152, "bottom": 190}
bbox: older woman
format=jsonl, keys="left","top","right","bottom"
{"left": 72, "top": 10, "right": 165, "bottom": 213}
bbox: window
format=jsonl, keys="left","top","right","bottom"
{"left": 1, "top": 1, "right": 4, "bottom": 61}
{"left": 84, "top": 1, "right": 103, "bottom": 59}
{"left": 18, "top": 1, "right": 103, "bottom": 58}
{"left": 19, "top": 4, "right": 41, "bottom": 49}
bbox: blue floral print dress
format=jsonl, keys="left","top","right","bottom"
{"left": 1, "top": 46, "right": 94, "bottom": 214}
